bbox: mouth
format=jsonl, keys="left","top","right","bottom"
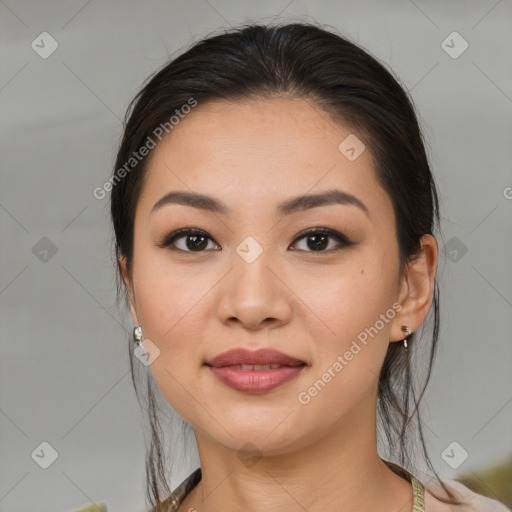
{"left": 205, "top": 348, "right": 307, "bottom": 393}
{"left": 205, "top": 347, "right": 306, "bottom": 368}
{"left": 209, "top": 363, "right": 305, "bottom": 370}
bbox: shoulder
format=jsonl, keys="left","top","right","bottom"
{"left": 423, "top": 478, "right": 510, "bottom": 512}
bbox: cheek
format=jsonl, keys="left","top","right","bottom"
{"left": 132, "top": 263, "right": 212, "bottom": 420}
{"left": 294, "top": 256, "right": 396, "bottom": 338}
{"left": 135, "top": 278, "right": 211, "bottom": 360}
{"left": 132, "top": 242, "right": 213, "bottom": 341}
{"left": 291, "top": 253, "right": 398, "bottom": 386}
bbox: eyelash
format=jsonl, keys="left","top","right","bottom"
{"left": 156, "top": 227, "right": 354, "bottom": 254}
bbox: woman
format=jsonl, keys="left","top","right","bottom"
{"left": 109, "top": 22, "right": 509, "bottom": 512}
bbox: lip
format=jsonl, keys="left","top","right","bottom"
{"left": 206, "top": 348, "right": 305, "bottom": 367}
{"left": 205, "top": 348, "right": 307, "bottom": 394}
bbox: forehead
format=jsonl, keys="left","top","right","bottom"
{"left": 138, "top": 97, "right": 392, "bottom": 222}
{"left": 151, "top": 96, "right": 361, "bottom": 165}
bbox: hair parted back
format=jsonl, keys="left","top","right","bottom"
{"left": 110, "top": 21, "right": 458, "bottom": 510}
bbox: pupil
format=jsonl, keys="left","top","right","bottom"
{"left": 187, "top": 235, "right": 207, "bottom": 251}
{"left": 308, "top": 234, "right": 328, "bottom": 251}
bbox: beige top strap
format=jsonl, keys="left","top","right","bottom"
{"left": 411, "top": 475, "right": 426, "bottom": 512}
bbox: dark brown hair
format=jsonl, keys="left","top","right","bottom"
{"left": 110, "top": 21, "right": 461, "bottom": 510}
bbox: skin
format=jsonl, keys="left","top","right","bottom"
{"left": 121, "top": 97, "right": 439, "bottom": 512}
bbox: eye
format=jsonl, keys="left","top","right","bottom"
{"left": 157, "top": 227, "right": 353, "bottom": 254}
{"left": 157, "top": 228, "right": 220, "bottom": 253}
{"left": 290, "top": 228, "right": 353, "bottom": 253}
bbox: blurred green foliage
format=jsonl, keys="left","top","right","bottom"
{"left": 72, "top": 504, "right": 107, "bottom": 512}
{"left": 455, "top": 454, "right": 512, "bottom": 507}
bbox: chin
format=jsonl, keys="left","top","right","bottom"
{"left": 208, "top": 422, "right": 306, "bottom": 456}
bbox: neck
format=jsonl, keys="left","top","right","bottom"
{"left": 181, "top": 392, "right": 414, "bottom": 512}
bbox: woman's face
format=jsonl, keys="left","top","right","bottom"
{"left": 123, "top": 97, "right": 416, "bottom": 455}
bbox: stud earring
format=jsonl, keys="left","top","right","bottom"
{"left": 401, "top": 325, "right": 412, "bottom": 349}
{"left": 133, "top": 325, "right": 144, "bottom": 348}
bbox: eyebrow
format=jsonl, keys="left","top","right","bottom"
{"left": 151, "top": 189, "right": 369, "bottom": 218}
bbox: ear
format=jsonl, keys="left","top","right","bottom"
{"left": 119, "top": 255, "right": 139, "bottom": 327}
{"left": 390, "top": 234, "right": 439, "bottom": 343}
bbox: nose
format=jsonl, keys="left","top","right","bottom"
{"left": 216, "top": 244, "right": 293, "bottom": 330}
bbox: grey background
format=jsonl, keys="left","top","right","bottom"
{"left": 1, "top": 1, "right": 511, "bottom": 511}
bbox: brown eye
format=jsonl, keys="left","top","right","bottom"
{"left": 290, "top": 228, "right": 353, "bottom": 253}
{"left": 157, "top": 228, "right": 220, "bottom": 252}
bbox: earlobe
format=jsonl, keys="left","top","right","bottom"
{"left": 390, "top": 234, "right": 438, "bottom": 343}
